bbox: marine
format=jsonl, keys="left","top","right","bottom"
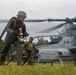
{"left": 0, "top": 11, "right": 29, "bottom": 65}
{"left": 22, "top": 36, "right": 39, "bottom": 65}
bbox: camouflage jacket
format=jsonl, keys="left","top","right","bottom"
{"left": 24, "top": 42, "right": 34, "bottom": 52}
{"left": 24, "top": 41, "right": 39, "bottom": 53}
{"left": 4, "top": 17, "right": 27, "bottom": 43}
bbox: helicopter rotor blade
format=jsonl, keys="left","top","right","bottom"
{"left": 0, "top": 18, "right": 75, "bottom": 23}
{"left": 0, "top": 19, "right": 48, "bottom": 23}
{"left": 0, "top": 19, "right": 66, "bottom": 23}
{"left": 0, "top": 18, "right": 74, "bottom": 23}
{"left": 37, "top": 22, "right": 67, "bottom": 33}
{"left": 0, "top": 20, "right": 8, "bottom": 23}
{"left": 24, "top": 19, "right": 48, "bottom": 22}
{"left": 24, "top": 19, "right": 66, "bottom": 22}
{"left": 0, "top": 19, "right": 49, "bottom": 23}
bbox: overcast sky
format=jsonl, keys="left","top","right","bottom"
{"left": 0, "top": 0, "right": 76, "bottom": 39}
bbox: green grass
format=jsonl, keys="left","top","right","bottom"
{"left": 0, "top": 63, "right": 76, "bottom": 75}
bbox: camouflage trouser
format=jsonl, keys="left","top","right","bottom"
{"left": 22, "top": 50, "right": 36, "bottom": 65}
{"left": 0, "top": 44, "right": 11, "bottom": 65}
{"left": 0, "top": 40, "right": 23, "bottom": 65}
{"left": 14, "top": 40, "right": 23, "bottom": 65}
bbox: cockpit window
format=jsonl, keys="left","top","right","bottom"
{"left": 33, "top": 35, "right": 62, "bottom": 46}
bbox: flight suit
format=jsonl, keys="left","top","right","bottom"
{"left": 0, "top": 17, "right": 28, "bottom": 65}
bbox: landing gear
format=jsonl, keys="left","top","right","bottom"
{"left": 59, "top": 58, "right": 64, "bottom": 66}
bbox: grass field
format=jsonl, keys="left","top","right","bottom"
{"left": 0, "top": 62, "right": 76, "bottom": 75}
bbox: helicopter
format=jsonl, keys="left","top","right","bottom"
{"left": 1, "top": 17, "right": 76, "bottom": 65}
{"left": 30, "top": 17, "right": 76, "bottom": 65}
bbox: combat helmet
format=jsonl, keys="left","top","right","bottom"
{"left": 17, "top": 11, "right": 26, "bottom": 18}
{"left": 29, "top": 36, "right": 34, "bottom": 41}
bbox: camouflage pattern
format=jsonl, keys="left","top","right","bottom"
{"left": 22, "top": 39, "right": 39, "bottom": 65}
{"left": 24, "top": 42, "right": 34, "bottom": 52}
{"left": 0, "top": 17, "right": 28, "bottom": 65}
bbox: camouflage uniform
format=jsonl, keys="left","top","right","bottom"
{"left": 23, "top": 37, "right": 39, "bottom": 65}
{"left": 0, "top": 11, "right": 29, "bottom": 65}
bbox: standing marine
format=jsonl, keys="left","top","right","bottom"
{"left": 0, "top": 11, "right": 29, "bottom": 65}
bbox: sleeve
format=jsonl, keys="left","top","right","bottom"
{"left": 22, "top": 23, "right": 29, "bottom": 37}
{"left": 5, "top": 19, "right": 15, "bottom": 34}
